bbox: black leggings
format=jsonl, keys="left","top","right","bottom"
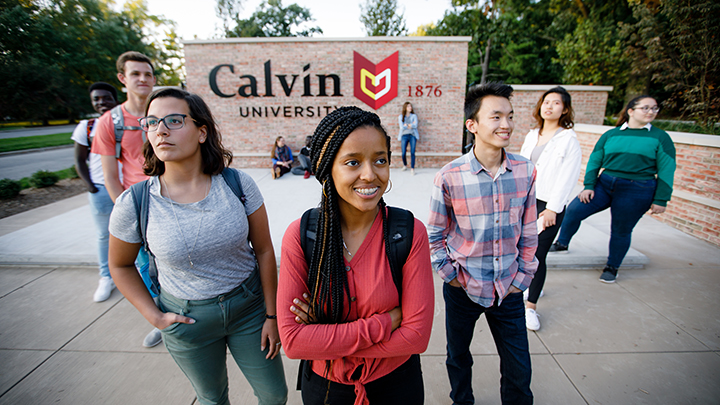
{"left": 527, "top": 200, "right": 565, "bottom": 304}
{"left": 301, "top": 354, "right": 424, "bottom": 405}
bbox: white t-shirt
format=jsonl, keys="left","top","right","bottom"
{"left": 109, "top": 170, "right": 264, "bottom": 300}
{"left": 71, "top": 119, "right": 122, "bottom": 185}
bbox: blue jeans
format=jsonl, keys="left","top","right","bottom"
{"left": 444, "top": 283, "right": 532, "bottom": 405}
{"left": 87, "top": 184, "right": 113, "bottom": 278}
{"left": 158, "top": 270, "right": 288, "bottom": 405}
{"left": 401, "top": 134, "right": 417, "bottom": 168}
{"left": 556, "top": 173, "right": 656, "bottom": 268}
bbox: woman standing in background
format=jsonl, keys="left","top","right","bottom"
{"left": 520, "top": 86, "right": 582, "bottom": 331}
{"left": 398, "top": 102, "right": 419, "bottom": 175}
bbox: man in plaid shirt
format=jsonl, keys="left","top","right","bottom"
{"left": 428, "top": 82, "right": 538, "bottom": 404}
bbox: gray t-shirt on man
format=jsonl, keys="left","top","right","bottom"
{"left": 109, "top": 169, "right": 264, "bottom": 300}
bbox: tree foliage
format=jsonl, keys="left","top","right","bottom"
{"left": 621, "top": 0, "right": 720, "bottom": 129}
{"left": 360, "top": 0, "right": 407, "bottom": 36}
{"left": 426, "top": 0, "right": 563, "bottom": 86}
{"left": 226, "top": 0, "right": 322, "bottom": 38}
{"left": 0, "top": 0, "right": 181, "bottom": 123}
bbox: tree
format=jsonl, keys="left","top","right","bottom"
{"left": 216, "top": 0, "right": 243, "bottom": 34}
{"left": 359, "top": 0, "right": 407, "bottom": 36}
{"left": 226, "top": 0, "right": 322, "bottom": 37}
{"left": 623, "top": 0, "right": 720, "bottom": 129}
{"left": 424, "top": 0, "right": 564, "bottom": 86}
{"left": 551, "top": 0, "right": 634, "bottom": 113}
{"left": 0, "top": 0, "right": 181, "bottom": 123}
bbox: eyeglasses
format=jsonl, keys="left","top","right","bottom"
{"left": 138, "top": 114, "right": 196, "bottom": 132}
{"left": 635, "top": 106, "right": 660, "bottom": 113}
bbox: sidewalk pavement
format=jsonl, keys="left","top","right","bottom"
{"left": 1, "top": 168, "right": 719, "bottom": 404}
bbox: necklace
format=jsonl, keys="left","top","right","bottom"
{"left": 342, "top": 239, "right": 352, "bottom": 257}
{"left": 161, "top": 175, "right": 210, "bottom": 267}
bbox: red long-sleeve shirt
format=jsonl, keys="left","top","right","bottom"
{"left": 278, "top": 210, "right": 434, "bottom": 405}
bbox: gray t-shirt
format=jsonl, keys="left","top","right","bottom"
{"left": 109, "top": 169, "right": 264, "bottom": 300}
{"left": 530, "top": 143, "right": 547, "bottom": 165}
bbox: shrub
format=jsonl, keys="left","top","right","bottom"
{"left": 0, "top": 178, "right": 21, "bottom": 199}
{"left": 29, "top": 170, "right": 59, "bottom": 188}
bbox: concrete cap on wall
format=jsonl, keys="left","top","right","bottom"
{"left": 510, "top": 84, "right": 614, "bottom": 92}
{"left": 183, "top": 36, "right": 473, "bottom": 45}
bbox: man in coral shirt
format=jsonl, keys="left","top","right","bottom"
{"left": 91, "top": 51, "right": 162, "bottom": 348}
{"left": 91, "top": 51, "right": 155, "bottom": 202}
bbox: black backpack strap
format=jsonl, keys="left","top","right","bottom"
{"left": 296, "top": 207, "right": 319, "bottom": 392}
{"left": 129, "top": 179, "right": 160, "bottom": 296}
{"left": 299, "top": 208, "right": 319, "bottom": 265}
{"left": 220, "top": 167, "right": 246, "bottom": 205}
{"left": 385, "top": 206, "right": 414, "bottom": 302}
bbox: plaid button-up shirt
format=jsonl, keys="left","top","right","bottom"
{"left": 428, "top": 150, "right": 539, "bottom": 307}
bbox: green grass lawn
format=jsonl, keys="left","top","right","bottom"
{"left": 0, "top": 133, "right": 74, "bottom": 153}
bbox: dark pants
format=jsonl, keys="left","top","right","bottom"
{"left": 291, "top": 154, "right": 311, "bottom": 175}
{"left": 527, "top": 200, "right": 565, "bottom": 304}
{"left": 300, "top": 354, "right": 424, "bottom": 405}
{"left": 556, "top": 173, "right": 656, "bottom": 268}
{"left": 401, "top": 134, "right": 417, "bottom": 168}
{"left": 273, "top": 163, "right": 291, "bottom": 178}
{"left": 444, "top": 283, "right": 532, "bottom": 405}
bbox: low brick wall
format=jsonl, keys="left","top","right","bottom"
{"left": 574, "top": 124, "right": 720, "bottom": 247}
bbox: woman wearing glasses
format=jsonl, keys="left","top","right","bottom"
{"left": 550, "top": 96, "right": 676, "bottom": 283}
{"left": 108, "top": 88, "right": 287, "bottom": 404}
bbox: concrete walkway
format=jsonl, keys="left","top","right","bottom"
{"left": 1, "top": 168, "right": 719, "bottom": 404}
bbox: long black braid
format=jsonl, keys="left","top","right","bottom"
{"left": 308, "top": 106, "right": 394, "bottom": 324}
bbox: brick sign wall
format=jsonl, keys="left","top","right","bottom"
{"left": 183, "top": 37, "right": 470, "bottom": 168}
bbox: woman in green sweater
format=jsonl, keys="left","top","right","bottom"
{"left": 549, "top": 96, "right": 676, "bottom": 283}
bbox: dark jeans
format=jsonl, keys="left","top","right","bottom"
{"left": 556, "top": 173, "right": 656, "bottom": 268}
{"left": 527, "top": 200, "right": 565, "bottom": 304}
{"left": 291, "top": 154, "right": 311, "bottom": 175}
{"left": 300, "top": 354, "right": 424, "bottom": 405}
{"left": 444, "top": 283, "right": 532, "bottom": 405}
{"left": 273, "top": 163, "right": 291, "bottom": 178}
{"left": 401, "top": 134, "right": 417, "bottom": 168}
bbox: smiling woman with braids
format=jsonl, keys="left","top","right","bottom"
{"left": 277, "top": 107, "right": 434, "bottom": 405}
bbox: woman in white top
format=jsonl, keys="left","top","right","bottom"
{"left": 519, "top": 86, "right": 582, "bottom": 332}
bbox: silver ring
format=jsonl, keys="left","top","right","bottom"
{"left": 275, "top": 342, "right": 281, "bottom": 346}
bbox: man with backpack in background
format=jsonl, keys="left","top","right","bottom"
{"left": 91, "top": 51, "right": 161, "bottom": 347}
{"left": 71, "top": 82, "right": 119, "bottom": 303}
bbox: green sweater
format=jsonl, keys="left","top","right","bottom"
{"left": 584, "top": 125, "right": 676, "bottom": 206}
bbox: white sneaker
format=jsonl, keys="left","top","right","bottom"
{"left": 401, "top": 166, "right": 408, "bottom": 171}
{"left": 143, "top": 328, "right": 163, "bottom": 348}
{"left": 411, "top": 168, "right": 416, "bottom": 175}
{"left": 525, "top": 308, "right": 541, "bottom": 331}
{"left": 93, "top": 277, "right": 115, "bottom": 302}
{"left": 523, "top": 289, "right": 544, "bottom": 301}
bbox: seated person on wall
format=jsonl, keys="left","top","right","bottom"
{"left": 291, "top": 135, "right": 313, "bottom": 179}
{"left": 271, "top": 136, "right": 293, "bottom": 179}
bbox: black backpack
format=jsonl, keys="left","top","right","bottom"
{"left": 129, "top": 168, "right": 246, "bottom": 295}
{"left": 295, "top": 205, "right": 414, "bottom": 389}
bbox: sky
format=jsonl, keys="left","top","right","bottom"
{"left": 143, "top": 0, "right": 454, "bottom": 40}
